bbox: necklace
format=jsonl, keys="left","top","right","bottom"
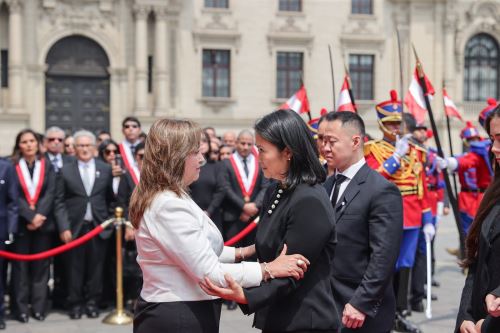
{"left": 267, "top": 187, "right": 284, "bottom": 215}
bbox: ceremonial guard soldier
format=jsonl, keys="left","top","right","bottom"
{"left": 438, "top": 118, "right": 493, "bottom": 237}
{"left": 364, "top": 90, "right": 433, "bottom": 333}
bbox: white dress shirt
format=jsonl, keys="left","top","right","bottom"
{"left": 78, "top": 159, "right": 95, "bottom": 221}
{"left": 232, "top": 152, "right": 256, "bottom": 192}
{"left": 47, "top": 152, "right": 63, "bottom": 169}
{"left": 330, "top": 157, "right": 366, "bottom": 204}
{"left": 136, "top": 190, "right": 262, "bottom": 303}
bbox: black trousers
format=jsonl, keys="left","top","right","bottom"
{"left": 11, "top": 230, "right": 53, "bottom": 315}
{"left": 410, "top": 245, "right": 426, "bottom": 305}
{"left": 134, "top": 297, "right": 222, "bottom": 333}
{"left": 67, "top": 223, "right": 107, "bottom": 307}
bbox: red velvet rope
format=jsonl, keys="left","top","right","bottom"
{"left": 0, "top": 225, "right": 105, "bottom": 261}
{"left": 224, "top": 218, "right": 259, "bottom": 246}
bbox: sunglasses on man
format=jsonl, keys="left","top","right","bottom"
{"left": 48, "top": 137, "right": 64, "bottom": 142}
{"left": 123, "top": 124, "right": 139, "bottom": 129}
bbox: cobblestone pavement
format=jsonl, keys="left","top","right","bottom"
{"left": 5, "top": 214, "right": 465, "bottom": 333}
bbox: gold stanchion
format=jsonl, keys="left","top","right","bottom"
{"left": 103, "top": 207, "right": 134, "bottom": 325}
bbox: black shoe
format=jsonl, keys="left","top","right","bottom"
{"left": 69, "top": 306, "right": 82, "bottom": 320}
{"left": 394, "top": 313, "right": 422, "bottom": 333}
{"left": 432, "top": 293, "right": 438, "bottom": 301}
{"left": 0, "top": 318, "right": 5, "bottom": 330}
{"left": 85, "top": 305, "right": 99, "bottom": 318}
{"left": 410, "top": 302, "right": 424, "bottom": 313}
{"left": 16, "top": 313, "right": 29, "bottom": 323}
{"left": 32, "top": 312, "right": 45, "bottom": 321}
{"left": 226, "top": 301, "right": 237, "bottom": 311}
{"left": 432, "top": 278, "right": 440, "bottom": 287}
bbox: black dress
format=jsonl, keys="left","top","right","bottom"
{"left": 189, "top": 161, "right": 224, "bottom": 232}
{"left": 455, "top": 204, "right": 500, "bottom": 332}
{"left": 241, "top": 183, "right": 340, "bottom": 332}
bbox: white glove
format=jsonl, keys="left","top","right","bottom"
{"left": 394, "top": 134, "right": 412, "bottom": 158}
{"left": 436, "top": 156, "right": 458, "bottom": 172}
{"left": 423, "top": 223, "right": 436, "bottom": 242}
{"left": 436, "top": 202, "right": 444, "bottom": 217}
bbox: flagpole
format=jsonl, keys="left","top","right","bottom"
{"left": 443, "top": 82, "right": 459, "bottom": 197}
{"left": 299, "top": 74, "right": 312, "bottom": 122}
{"left": 328, "top": 44, "right": 336, "bottom": 110}
{"left": 413, "top": 45, "right": 465, "bottom": 257}
{"left": 344, "top": 64, "right": 357, "bottom": 112}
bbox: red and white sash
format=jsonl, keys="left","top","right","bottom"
{"left": 119, "top": 142, "right": 140, "bottom": 185}
{"left": 16, "top": 158, "right": 45, "bottom": 208}
{"left": 229, "top": 155, "right": 259, "bottom": 201}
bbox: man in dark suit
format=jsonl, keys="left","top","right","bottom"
{"left": 218, "top": 130, "right": 268, "bottom": 247}
{"left": 43, "top": 126, "right": 74, "bottom": 309}
{"left": 0, "top": 158, "right": 18, "bottom": 329}
{"left": 55, "top": 130, "right": 114, "bottom": 320}
{"left": 320, "top": 111, "right": 403, "bottom": 333}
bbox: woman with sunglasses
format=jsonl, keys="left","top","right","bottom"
{"left": 10, "top": 129, "right": 57, "bottom": 323}
{"left": 64, "top": 136, "right": 76, "bottom": 156}
{"left": 98, "top": 139, "right": 124, "bottom": 196}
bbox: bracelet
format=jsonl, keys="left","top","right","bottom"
{"left": 263, "top": 262, "right": 275, "bottom": 280}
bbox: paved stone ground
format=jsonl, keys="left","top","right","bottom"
{"left": 4, "top": 214, "right": 465, "bottom": 333}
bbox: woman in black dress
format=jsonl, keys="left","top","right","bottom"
{"left": 201, "top": 110, "right": 340, "bottom": 332}
{"left": 456, "top": 105, "right": 500, "bottom": 333}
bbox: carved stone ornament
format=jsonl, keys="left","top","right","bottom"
{"left": 41, "top": 0, "right": 117, "bottom": 29}
{"left": 267, "top": 15, "right": 314, "bottom": 55}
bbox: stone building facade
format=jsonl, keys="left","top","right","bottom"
{"left": 0, "top": 0, "right": 499, "bottom": 155}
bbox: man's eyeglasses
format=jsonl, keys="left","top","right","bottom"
{"left": 124, "top": 124, "right": 139, "bottom": 129}
{"left": 48, "top": 138, "right": 64, "bottom": 142}
{"left": 105, "top": 149, "right": 117, "bottom": 155}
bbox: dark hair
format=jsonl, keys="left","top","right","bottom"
{"left": 122, "top": 116, "right": 141, "bottom": 128}
{"left": 11, "top": 129, "right": 43, "bottom": 164}
{"left": 201, "top": 130, "right": 214, "bottom": 162}
{"left": 134, "top": 142, "right": 145, "bottom": 154}
{"left": 97, "top": 139, "right": 119, "bottom": 162}
{"left": 403, "top": 113, "right": 417, "bottom": 133}
{"left": 139, "top": 132, "right": 147, "bottom": 140}
{"left": 254, "top": 109, "right": 326, "bottom": 189}
{"left": 319, "top": 111, "right": 366, "bottom": 138}
{"left": 463, "top": 104, "right": 500, "bottom": 267}
{"left": 98, "top": 130, "right": 111, "bottom": 137}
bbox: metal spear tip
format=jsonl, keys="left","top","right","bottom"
{"left": 115, "top": 206, "right": 124, "bottom": 218}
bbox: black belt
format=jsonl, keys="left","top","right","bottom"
{"left": 462, "top": 188, "right": 486, "bottom": 193}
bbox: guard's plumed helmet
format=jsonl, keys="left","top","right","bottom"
{"left": 460, "top": 121, "right": 481, "bottom": 141}
{"left": 376, "top": 90, "right": 402, "bottom": 140}
{"left": 478, "top": 98, "right": 498, "bottom": 129}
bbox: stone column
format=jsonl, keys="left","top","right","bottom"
{"left": 153, "top": 7, "right": 169, "bottom": 116}
{"left": 7, "top": 0, "right": 23, "bottom": 112}
{"left": 134, "top": 5, "right": 149, "bottom": 115}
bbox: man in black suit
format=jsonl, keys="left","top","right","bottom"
{"left": 320, "top": 112, "right": 403, "bottom": 333}
{"left": 44, "top": 126, "right": 74, "bottom": 173}
{"left": 55, "top": 130, "right": 114, "bottom": 319}
{"left": 0, "top": 158, "right": 18, "bottom": 329}
{"left": 218, "top": 130, "right": 268, "bottom": 247}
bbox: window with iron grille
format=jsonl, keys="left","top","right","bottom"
{"left": 349, "top": 54, "right": 374, "bottom": 100}
{"left": 277, "top": 52, "right": 303, "bottom": 98}
{"left": 464, "top": 33, "right": 499, "bottom": 101}
{"left": 352, "top": 0, "right": 372, "bottom": 14}
{"left": 202, "top": 49, "right": 230, "bottom": 98}
{"left": 204, "top": 0, "right": 228, "bottom": 9}
{"left": 279, "top": 0, "right": 301, "bottom": 12}
{"left": 0, "top": 50, "right": 7, "bottom": 88}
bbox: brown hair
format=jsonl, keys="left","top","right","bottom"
{"left": 463, "top": 105, "right": 500, "bottom": 267}
{"left": 129, "top": 119, "right": 202, "bottom": 228}
{"left": 11, "top": 129, "right": 43, "bottom": 164}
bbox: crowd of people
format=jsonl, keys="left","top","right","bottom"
{"left": 0, "top": 94, "right": 499, "bottom": 333}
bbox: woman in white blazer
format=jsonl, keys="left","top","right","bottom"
{"left": 130, "top": 119, "right": 309, "bottom": 333}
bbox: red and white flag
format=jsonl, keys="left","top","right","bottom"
{"left": 336, "top": 76, "right": 356, "bottom": 113}
{"left": 443, "top": 88, "right": 463, "bottom": 121}
{"left": 404, "top": 68, "right": 435, "bottom": 124}
{"left": 279, "top": 85, "right": 310, "bottom": 114}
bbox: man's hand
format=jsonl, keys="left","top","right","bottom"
{"left": 342, "top": 303, "right": 366, "bottom": 329}
{"left": 486, "top": 293, "right": 500, "bottom": 317}
{"left": 60, "top": 230, "right": 72, "bottom": 244}
{"left": 460, "top": 320, "right": 478, "bottom": 333}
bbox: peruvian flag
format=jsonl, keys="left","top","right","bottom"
{"left": 279, "top": 85, "right": 310, "bottom": 114}
{"left": 336, "top": 76, "right": 356, "bottom": 112}
{"left": 404, "top": 68, "right": 435, "bottom": 124}
{"left": 443, "top": 88, "right": 463, "bottom": 121}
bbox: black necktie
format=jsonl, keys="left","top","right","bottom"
{"left": 130, "top": 144, "right": 136, "bottom": 156}
{"left": 331, "top": 174, "right": 347, "bottom": 207}
{"left": 242, "top": 157, "right": 249, "bottom": 177}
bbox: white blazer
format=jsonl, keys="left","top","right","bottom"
{"left": 136, "top": 190, "right": 262, "bottom": 303}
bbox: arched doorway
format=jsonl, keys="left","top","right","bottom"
{"left": 45, "top": 35, "right": 110, "bottom": 133}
